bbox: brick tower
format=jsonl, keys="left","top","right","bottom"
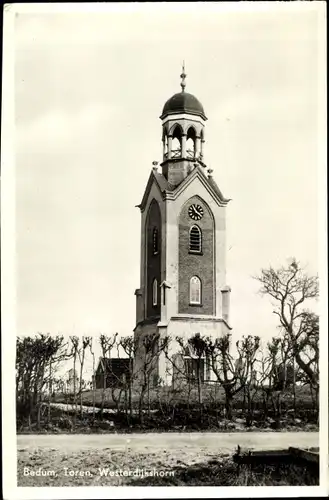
{"left": 134, "top": 66, "right": 231, "bottom": 385}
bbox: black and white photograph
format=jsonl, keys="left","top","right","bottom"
{"left": 1, "top": 2, "right": 327, "bottom": 498}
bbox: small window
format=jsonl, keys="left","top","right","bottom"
{"left": 152, "top": 278, "right": 158, "bottom": 306}
{"left": 189, "top": 225, "right": 202, "bottom": 253}
{"left": 190, "top": 276, "right": 201, "bottom": 305}
{"left": 153, "top": 227, "right": 159, "bottom": 255}
{"left": 184, "top": 358, "right": 205, "bottom": 383}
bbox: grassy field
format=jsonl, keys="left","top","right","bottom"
{"left": 17, "top": 446, "right": 318, "bottom": 486}
{"left": 18, "top": 384, "right": 315, "bottom": 435}
{"left": 56, "top": 384, "right": 314, "bottom": 409}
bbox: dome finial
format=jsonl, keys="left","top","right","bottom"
{"left": 180, "top": 61, "right": 186, "bottom": 92}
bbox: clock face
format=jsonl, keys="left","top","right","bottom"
{"left": 188, "top": 204, "right": 204, "bottom": 221}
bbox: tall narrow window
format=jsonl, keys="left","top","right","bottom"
{"left": 152, "top": 278, "right": 158, "bottom": 306}
{"left": 189, "top": 225, "right": 202, "bottom": 253}
{"left": 190, "top": 276, "right": 201, "bottom": 305}
{"left": 153, "top": 227, "right": 159, "bottom": 255}
{"left": 172, "top": 125, "right": 182, "bottom": 158}
{"left": 186, "top": 126, "right": 196, "bottom": 158}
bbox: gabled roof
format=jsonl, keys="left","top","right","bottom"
{"left": 136, "top": 169, "right": 171, "bottom": 212}
{"left": 207, "top": 176, "right": 228, "bottom": 202}
{"left": 137, "top": 165, "right": 231, "bottom": 212}
{"left": 97, "top": 357, "right": 132, "bottom": 373}
{"left": 163, "top": 165, "right": 231, "bottom": 207}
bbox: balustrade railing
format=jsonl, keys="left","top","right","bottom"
{"left": 163, "top": 149, "right": 196, "bottom": 160}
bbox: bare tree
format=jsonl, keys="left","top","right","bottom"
{"left": 239, "top": 336, "right": 262, "bottom": 426}
{"left": 257, "top": 334, "right": 299, "bottom": 426}
{"left": 77, "top": 336, "right": 92, "bottom": 420}
{"left": 162, "top": 338, "right": 196, "bottom": 420}
{"left": 119, "top": 335, "right": 136, "bottom": 424}
{"left": 205, "top": 333, "right": 260, "bottom": 421}
{"left": 47, "top": 358, "right": 53, "bottom": 423}
{"left": 69, "top": 336, "right": 80, "bottom": 427}
{"left": 294, "top": 312, "right": 319, "bottom": 415}
{"left": 106, "top": 339, "right": 129, "bottom": 420}
{"left": 254, "top": 259, "right": 319, "bottom": 388}
{"left": 89, "top": 338, "right": 97, "bottom": 422}
{"left": 136, "top": 332, "right": 169, "bottom": 424}
{"left": 158, "top": 336, "right": 196, "bottom": 421}
{"left": 176, "top": 333, "right": 208, "bottom": 420}
{"left": 267, "top": 337, "right": 287, "bottom": 425}
{"left": 16, "top": 335, "right": 72, "bottom": 429}
{"left": 99, "top": 333, "right": 118, "bottom": 417}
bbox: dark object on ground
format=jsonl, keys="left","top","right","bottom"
{"left": 233, "top": 445, "right": 319, "bottom": 479}
{"left": 288, "top": 446, "right": 319, "bottom": 465}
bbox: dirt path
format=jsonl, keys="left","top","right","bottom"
{"left": 17, "top": 432, "right": 320, "bottom": 486}
{"left": 17, "top": 431, "right": 319, "bottom": 453}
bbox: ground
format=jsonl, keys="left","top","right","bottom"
{"left": 17, "top": 431, "right": 319, "bottom": 486}
{"left": 56, "top": 384, "right": 314, "bottom": 408}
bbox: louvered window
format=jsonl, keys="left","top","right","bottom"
{"left": 153, "top": 227, "right": 159, "bottom": 255}
{"left": 189, "top": 225, "right": 202, "bottom": 253}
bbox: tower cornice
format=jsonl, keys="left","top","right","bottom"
{"left": 170, "top": 315, "right": 232, "bottom": 330}
{"left": 161, "top": 114, "right": 206, "bottom": 128}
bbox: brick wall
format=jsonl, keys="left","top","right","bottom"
{"left": 178, "top": 196, "right": 214, "bottom": 314}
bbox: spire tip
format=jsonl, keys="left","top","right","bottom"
{"left": 180, "top": 61, "right": 186, "bottom": 92}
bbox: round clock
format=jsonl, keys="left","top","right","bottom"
{"left": 188, "top": 204, "right": 204, "bottom": 221}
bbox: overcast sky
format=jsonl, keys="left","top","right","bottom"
{"left": 14, "top": 3, "right": 324, "bottom": 350}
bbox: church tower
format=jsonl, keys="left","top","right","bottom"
{"left": 134, "top": 66, "right": 231, "bottom": 384}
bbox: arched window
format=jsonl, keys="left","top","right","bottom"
{"left": 189, "top": 225, "right": 202, "bottom": 253}
{"left": 163, "top": 132, "right": 169, "bottom": 159}
{"left": 171, "top": 125, "right": 182, "bottom": 158}
{"left": 200, "top": 129, "right": 204, "bottom": 159}
{"left": 153, "top": 227, "right": 159, "bottom": 255}
{"left": 186, "top": 127, "right": 196, "bottom": 158}
{"left": 171, "top": 137, "right": 181, "bottom": 157}
{"left": 164, "top": 135, "right": 168, "bottom": 154}
{"left": 190, "top": 276, "right": 201, "bottom": 305}
{"left": 152, "top": 278, "right": 158, "bottom": 306}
